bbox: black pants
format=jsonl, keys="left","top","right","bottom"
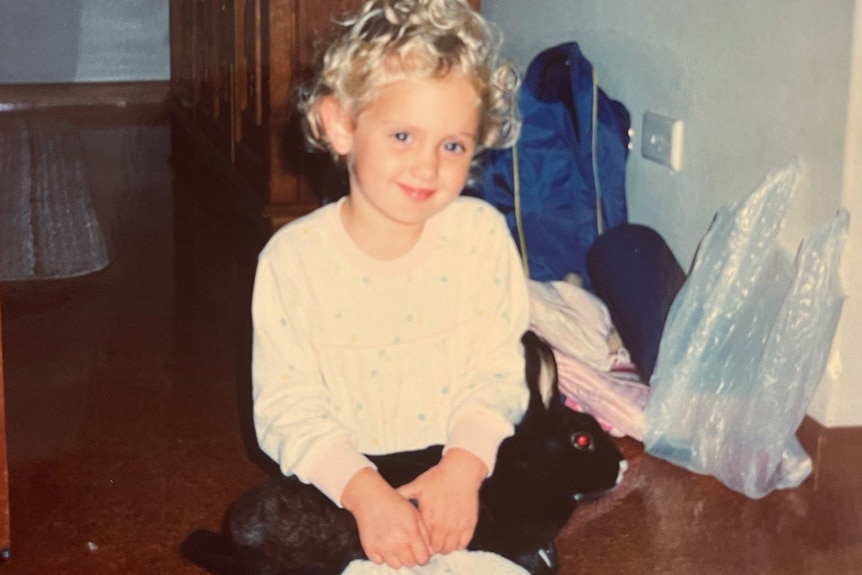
{"left": 586, "top": 223, "right": 687, "bottom": 382}
{"left": 368, "top": 445, "right": 442, "bottom": 488}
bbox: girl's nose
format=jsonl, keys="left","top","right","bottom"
{"left": 411, "top": 145, "right": 439, "bottom": 181}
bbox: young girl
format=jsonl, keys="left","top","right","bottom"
{"left": 251, "top": 0, "right": 528, "bottom": 570}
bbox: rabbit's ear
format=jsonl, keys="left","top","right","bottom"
{"left": 522, "top": 331, "right": 559, "bottom": 411}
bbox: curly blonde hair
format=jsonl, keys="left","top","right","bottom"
{"left": 298, "top": 0, "right": 520, "bottom": 156}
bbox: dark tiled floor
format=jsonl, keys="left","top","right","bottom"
{"left": 1, "top": 104, "right": 861, "bottom": 575}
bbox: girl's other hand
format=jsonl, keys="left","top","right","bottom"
{"left": 395, "top": 448, "right": 487, "bottom": 555}
{"left": 341, "top": 468, "right": 432, "bottom": 569}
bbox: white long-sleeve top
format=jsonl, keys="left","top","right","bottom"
{"left": 251, "top": 195, "right": 530, "bottom": 505}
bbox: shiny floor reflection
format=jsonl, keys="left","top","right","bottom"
{"left": 1, "top": 105, "right": 860, "bottom": 575}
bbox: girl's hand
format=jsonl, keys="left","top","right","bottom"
{"left": 395, "top": 448, "right": 487, "bottom": 555}
{"left": 341, "top": 468, "right": 432, "bottom": 569}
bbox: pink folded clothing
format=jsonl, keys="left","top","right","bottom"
{"left": 527, "top": 280, "right": 616, "bottom": 370}
{"left": 554, "top": 348, "right": 649, "bottom": 441}
{"left": 527, "top": 279, "right": 649, "bottom": 441}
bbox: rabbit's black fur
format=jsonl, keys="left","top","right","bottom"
{"left": 181, "top": 331, "right": 625, "bottom": 575}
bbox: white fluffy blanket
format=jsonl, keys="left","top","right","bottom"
{"left": 341, "top": 550, "right": 530, "bottom": 575}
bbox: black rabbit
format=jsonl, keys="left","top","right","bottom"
{"left": 181, "top": 331, "right": 626, "bottom": 575}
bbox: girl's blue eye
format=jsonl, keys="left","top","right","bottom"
{"left": 393, "top": 132, "right": 410, "bottom": 143}
{"left": 444, "top": 141, "right": 466, "bottom": 153}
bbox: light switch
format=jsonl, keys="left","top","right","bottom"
{"left": 641, "top": 111, "right": 684, "bottom": 171}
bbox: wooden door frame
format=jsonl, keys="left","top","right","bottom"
{"left": 0, "top": 285, "right": 10, "bottom": 559}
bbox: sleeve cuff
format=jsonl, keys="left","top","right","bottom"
{"left": 444, "top": 410, "right": 515, "bottom": 477}
{"left": 293, "top": 436, "right": 376, "bottom": 506}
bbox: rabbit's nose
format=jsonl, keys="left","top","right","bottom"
{"left": 616, "top": 459, "right": 629, "bottom": 486}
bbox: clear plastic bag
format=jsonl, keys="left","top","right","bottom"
{"left": 644, "top": 162, "right": 849, "bottom": 499}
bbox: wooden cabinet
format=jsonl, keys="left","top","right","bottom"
{"left": 169, "top": 0, "right": 370, "bottom": 229}
{"left": 169, "top": 0, "right": 478, "bottom": 230}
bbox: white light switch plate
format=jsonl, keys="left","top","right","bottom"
{"left": 641, "top": 111, "right": 684, "bottom": 171}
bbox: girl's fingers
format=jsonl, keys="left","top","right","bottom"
{"left": 395, "top": 481, "right": 418, "bottom": 500}
{"left": 457, "top": 529, "right": 472, "bottom": 550}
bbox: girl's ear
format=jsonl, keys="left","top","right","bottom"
{"left": 318, "top": 96, "right": 354, "bottom": 156}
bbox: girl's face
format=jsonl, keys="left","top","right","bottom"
{"left": 334, "top": 72, "right": 480, "bottom": 241}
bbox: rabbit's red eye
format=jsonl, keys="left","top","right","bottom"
{"left": 571, "top": 432, "right": 594, "bottom": 451}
